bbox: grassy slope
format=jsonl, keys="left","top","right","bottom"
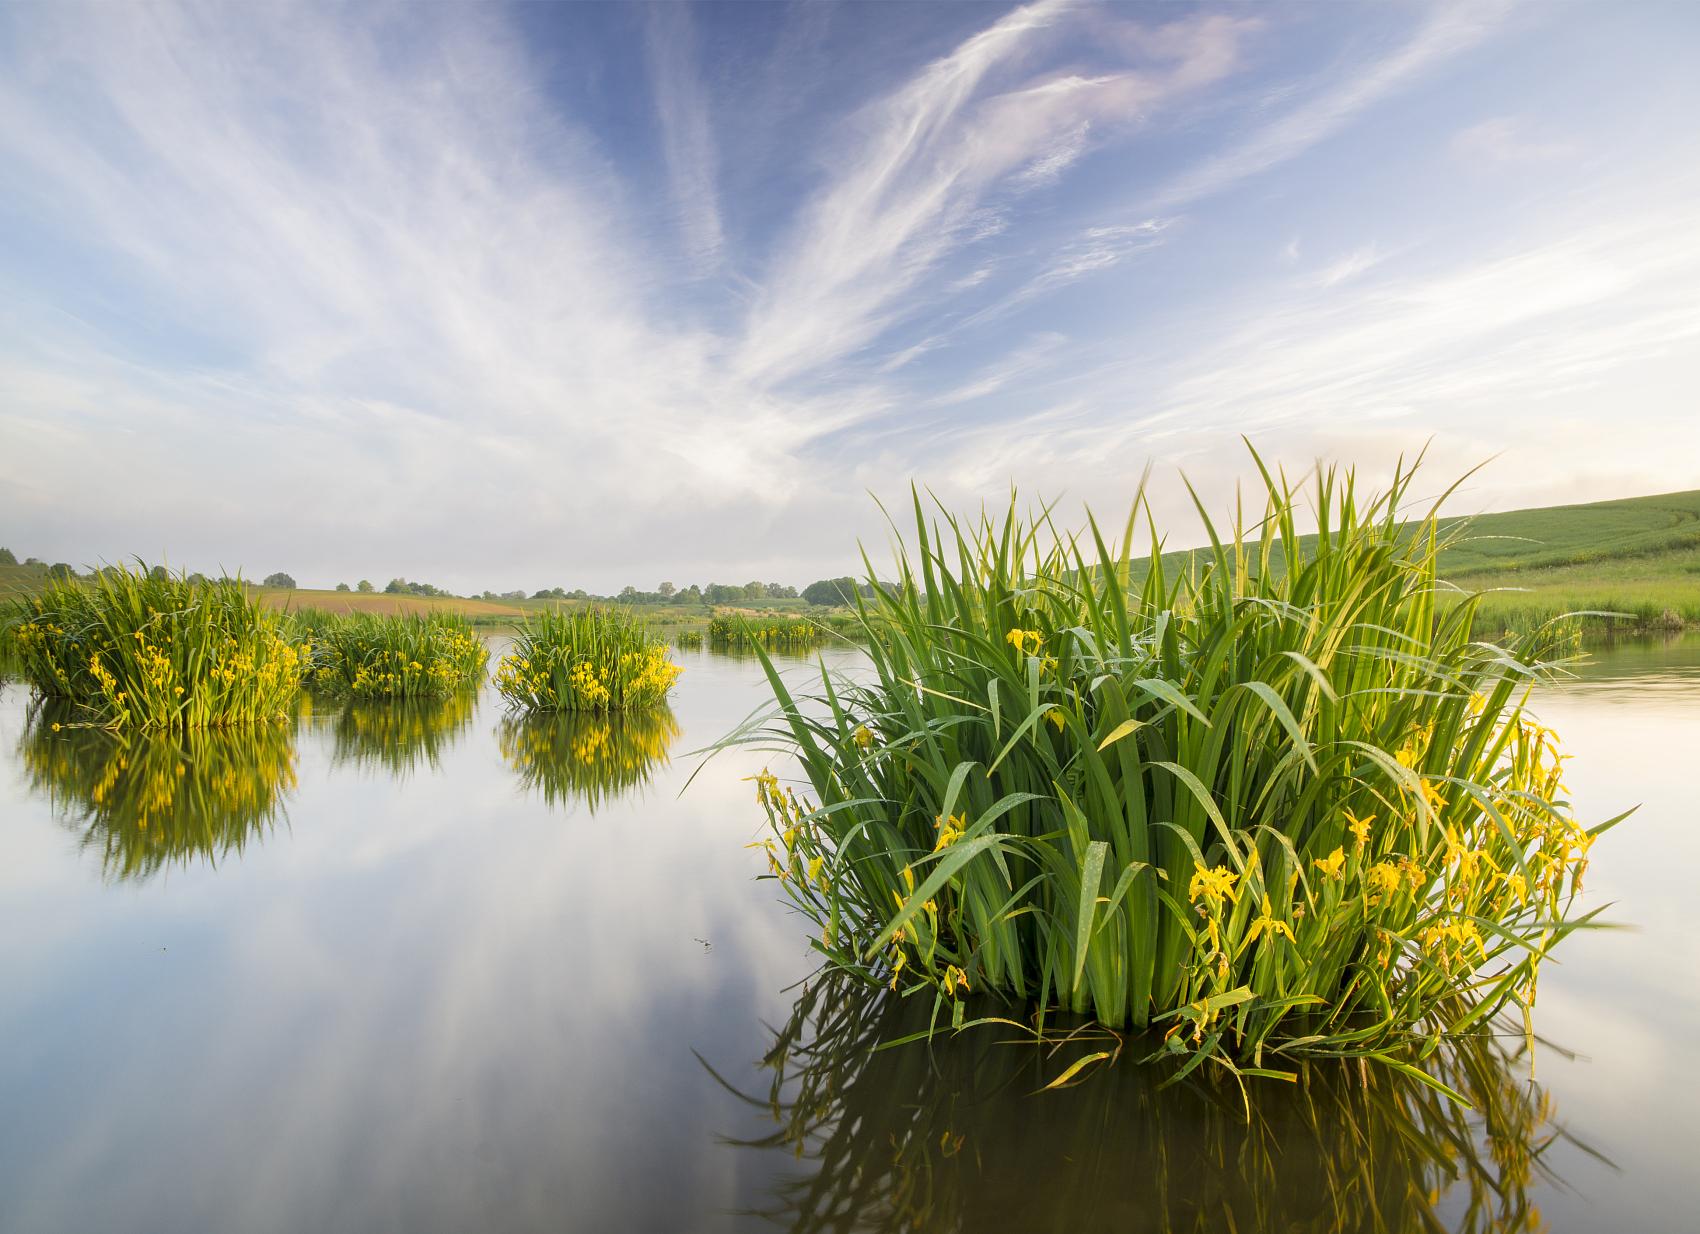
{"left": 1118, "top": 489, "right": 1700, "bottom": 634}
{"left": 1436, "top": 489, "right": 1700, "bottom": 632}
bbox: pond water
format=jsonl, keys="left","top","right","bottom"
{"left": 1, "top": 636, "right": 1695, "bottom": 1233}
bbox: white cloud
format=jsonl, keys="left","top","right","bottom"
{"left": 645, "top": 3, "right": 727, "bottom": 273}
{"left": 1148, "top": 1, "right": 1512, "bottom": 211}
{"left": 1452, "top": 115, "right": 1578, "bottom": 165}
{"left": 919, "top": 174, "right": 1700, "bottom": 522}
{"left": 1312, "top": 243, "right": 1387, "bottom": 288}
{"left": 732, "top": 4, "right": 1256, "bottom": 386}
{"left": 1015, "top": 120, "right": 1092, "bottom": 188}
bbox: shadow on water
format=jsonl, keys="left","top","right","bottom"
{"left": 704, "top": 975, "right": 1604, "bottom": 1234}
{"left": 328, "top": 690, "right": 478, "bottom": 778}
{"left": 17, "top": 703, "right": 297, "bottom": 882}
{"left": 498, "top": 706, "right": 680, "bottom": 813}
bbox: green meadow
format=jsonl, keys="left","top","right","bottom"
{"left": 1117, "top": 486, "right": 1700, "bottom": 637}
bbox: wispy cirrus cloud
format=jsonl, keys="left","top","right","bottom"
{"left": 645, "top": 3, "right": 726, "bottom": 274}
{"left": 1452, "top": 115, "right": 1578, "bottom": 165}
{"left": 919, "top": 176, "right": 1700, "bottom": 521}
{"left": 1147, "top": 1, "right": 1513, "bottom": 211}
{"left": 733, "top": 2, "right": 1258, "bottom": 386}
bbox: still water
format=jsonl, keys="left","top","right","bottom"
{"left": 1, "top": 637, "right": 1696, "bottom": 1233}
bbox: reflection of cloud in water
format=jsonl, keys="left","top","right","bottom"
{"left": 706, "top": 975, "right": 1590, "bottom": 1234}
{"left": 5, "top": 696, "right": 813, "bottom": 1233}
{"left": 498, "top": 707, "right": 680, "bottom": 812}
{"left": 329, "top": 691, "right": 477, "bottom": 779}
{"left": 17, "top": 704, "right": 296, "bottom": 882}
{"left": 1521, "top": 658, "right": 1700, "bottom": 1217}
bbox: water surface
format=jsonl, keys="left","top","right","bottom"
{"left": 1, "top": 637, "right": 1695, "bottom": 1232}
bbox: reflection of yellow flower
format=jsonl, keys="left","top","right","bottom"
{"left": 21, "top": 711, "right": 296, "bottom": 882}
{"left": 500, "top": 708, "right": 680, "bottom": 812}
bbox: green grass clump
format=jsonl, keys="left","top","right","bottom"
{"left": 709, "top": 612, "right": 831, "bottom": 652}
{"left": 297, "top": 610, "right": 487, "bottom": 698}
{"left": 674, "top": 629, "right": 704, "bottom": 650}
{"left": 742, "top": 456, "right": 1617, "bottom": 1081}
{"left": 496, "top": 608, "right": 681, "bottom": 712}
{"left": 7, "top": 566, "right": 305, "bottom": 729}
{"left": 499, "top": 708, "right": 680, "bottom": 811}
{"left": 20, "top": 703, "right": 297, "bottom": 881}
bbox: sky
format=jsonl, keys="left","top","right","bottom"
{"left": 1, "top": 0, "right": 1697, "bottom": 593}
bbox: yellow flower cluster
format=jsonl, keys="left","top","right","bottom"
{"left": 1004, "top": 628, "right": 1045, "bottom": 655}
{"left": 497, "top": 623, "right": 681, "bottom": 715}
{"left": 934, "top": 812, "right": 966, "bottom": 851}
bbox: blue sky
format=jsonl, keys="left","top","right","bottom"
{"left": 2, "top": 1, "right": 1697, "bottom": 591}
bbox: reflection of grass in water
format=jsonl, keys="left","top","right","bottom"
{"left": 19, "top": 703, "right": 296, "bottom": 882}
{"left": 330, "top": 691, "right": 477, "bottom": 777}
{"left": 499, "top": 708, "right": 679, "bottom": 811}
{"left": 706, "top": 977, "right": 1593, "bottom": 1234}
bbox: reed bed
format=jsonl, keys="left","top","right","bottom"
{"left": 706, "top": 973, "right": 1573, "bottom": 1234}
{"left": 709, "top": 612, "right": 831, "bottom": 652}
{"left": 496, "top": 608, "right": 681, "bottom": 712}
{"left": 8, "top": 566, "right": 305, "bottom": 730}
{"left": 20, "top": 702, "right": 297, "bottom": 881}
{"left": 297, "top": 610, "right": 487, "bottom": 698}
{"left": 674, "top": 629, "right": 704, "bottom": 650}
{"left": 740, "top": 457, "right": 1619, "bottom": 1083}
{"left": 499, "top": 708, "right": 680, "bottom": 811}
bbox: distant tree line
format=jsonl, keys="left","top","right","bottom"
{"left": 4, "top": 544, "right": 878, "bottom": 610}
{"left": 481, "top": 578, "right": 880, "bottom": 608}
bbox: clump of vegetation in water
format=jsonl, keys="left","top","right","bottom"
{"left": 499, "top": 708, "right": 680, "bottom": 811}
{"left": 296, "top": 610, "right": 487, "bottom": 698}
{"left": 496, "top": 608, "right": 681, "bottom": 712}
{"left": 20, "top": 704, "right": 297, "bottom": 881}
{"left": 742, "top": 457, "right": 1619, "bottom": 1083}
{"left": 7, "top": 565, "right": 306, "bottom": 729}
{"left": 674, "top": 629, "right": 704, "bottom": 650}
{"left": 709, "top": 612, "right": 830, "bottom": 652}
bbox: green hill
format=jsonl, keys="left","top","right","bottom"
{"left": 1121, "top": 488, "right": 1700, "bottom": 636}
{"left": 1434, "top": 489, "right": 1700, "bottom": 575}
{"left": 1429, "top": 489, "right": 1700, "bottom": 635}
